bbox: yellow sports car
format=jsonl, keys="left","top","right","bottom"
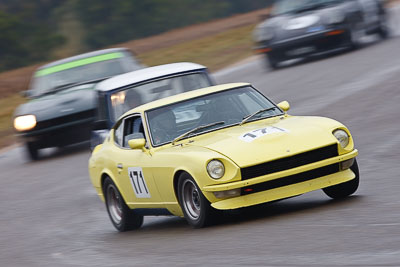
{"left": 89, "top": 83, "right": 359, "bottom": 231}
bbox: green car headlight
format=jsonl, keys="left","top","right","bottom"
{"left": 333, "top": 129, "right": 349, "bottom": 148}
{"left": 207, "top": 160, "right": 225, "bottom": 179}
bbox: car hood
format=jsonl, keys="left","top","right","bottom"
{"left": 260, "top": 5, "right": 345, "bottom": 41}
{"left": 187, "top": 116, "right": 343, "bottom": 168}
{"left": 14, "top": 84, "right": 97, "bottom": 121}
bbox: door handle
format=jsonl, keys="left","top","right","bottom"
{"left": 117, "top": 163, "right": 123, "bottom": 170}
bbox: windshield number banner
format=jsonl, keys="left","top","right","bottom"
{"left": 239, "top": 127, "right": 288, "bottom": 143}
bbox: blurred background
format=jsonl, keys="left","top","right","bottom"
{"left": 1, "top": 0, "right": 400, "bottom": 266}
{"left": 0, "top": 0, "right": 274, "bottom": 148}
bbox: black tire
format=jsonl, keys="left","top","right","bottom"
{"left": 265, "top": 53, "right": 280, "bottom": 70}
{"left": 103, "top": 177, "right": 143, "bottom": 232}
{"left": 177, "top": 173, "right": 217, "bottom": 228}
{"left": 348, "top": 25, "right": 363, "bottom": 50}
{"left": 323, "top": 159, "right": 360, "bottom": 199}
{"left": 377, "top": 16, "right": 390, "bottom": 39}
{"left": 26, "top": 142, "right": 39, "bottom": 161}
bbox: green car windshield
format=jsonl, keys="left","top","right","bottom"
{"left": 146, "top": 86, "right": 283, "bottom": 146}
{"left": 30, "top": 52, "right": 140, "bottom": 97}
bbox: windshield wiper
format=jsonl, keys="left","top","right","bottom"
{"left": 240, "top": 107, "right": 278, "bottom": 126}
{"left": 37, "top": 83, "right": 79, "bottom": 97}
{"left": 172, "top": 121, "right": 225, "bottom": 145}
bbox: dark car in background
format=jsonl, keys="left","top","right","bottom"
{"left": 13, "top": 48, "right": 143, "bottom": 160}
{"left": 253, "top": 0, "right": 389, "bottom": 69}
{"left": 90, "top": 62, "right": 215, "bottom": 150}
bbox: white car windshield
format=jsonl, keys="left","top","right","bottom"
{"left": 110, "top": 72, "right": 211, "bottom": 122}
{"left": 146, "top": 86, "right": 283, "bottom": 146}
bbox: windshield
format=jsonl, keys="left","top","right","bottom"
{"left": 110, "top": 72, "right": 211, "bottom": 122}
{"left": 146, "top": 86, "right": 283, "bottom": 146}
{"left": 271, "top": 0, "right": 344, "bottom": 16}
{"left": 30, "top": 51, "right": 141, "bottom": 97}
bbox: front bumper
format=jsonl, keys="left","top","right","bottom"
{"left": 204, "top": 149, "right": 358, "bottom": 210}
{"left": 16, "top": 110, "right": 95, "bottom": 148}
{"left": 256, "top": 27, "right": 351, "bottom": 60}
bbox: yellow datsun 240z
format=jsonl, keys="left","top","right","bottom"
{"left": 89, "top": 83, "right": 359, "bottom": 231}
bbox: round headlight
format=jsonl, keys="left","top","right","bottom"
{"left": 14, "top": 115, "right": 37, "bottom": 131}
{"left": 207, "top": 160, "right": 225, "bottom": 179}
{"left": 333, "top": 129, "right": 349, "bottom": 148}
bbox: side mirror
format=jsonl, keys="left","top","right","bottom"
{"left": 277, "top": 101, "right": 290, "bottom": 112}
{"left": 128, "top": 138, "right": 146, "bottom": 150}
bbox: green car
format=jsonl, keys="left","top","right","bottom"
{"left": 13, "top": 48, "right": 142, "bottom": 160}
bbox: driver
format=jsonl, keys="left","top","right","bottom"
{"left": 150, "top": 109, "right": 177, "bottom": 145}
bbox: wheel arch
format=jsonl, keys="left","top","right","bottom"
{"left": 173, "top": 170, "right": 189, "bottom": 203}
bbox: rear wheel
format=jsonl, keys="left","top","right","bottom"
{"left": 103, "top": 177, "right": 143, "bottom": 232}
{"left": 323, "top": 159, "right": 359, "bottom": 199}
{"left": 178, "top": 173, "right": 217, "bottom": 228}
{"left": 26, "top": 142, "right": 39, "bottom": 161}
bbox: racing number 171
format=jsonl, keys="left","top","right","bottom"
{"left": 128, "top": 167, "right": 151, "bottom": 198}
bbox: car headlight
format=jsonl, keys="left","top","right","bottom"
{"left": 326, "top": 11, "right": 345, "bottom": 24}
{"left": 333, "top": 129, "right": 349, "bottom": 148}
{"left": 207, "top": 160, "right": 225, "bottom": 179}
{"left": 14, "top": 115, "right": 37, "bottom": 131}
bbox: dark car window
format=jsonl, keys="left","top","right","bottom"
{"left": 114, "top": 120, "right": 124, "bottom": 146}
{"left": 122, "top": 116, "right": 145, "bottom": 148}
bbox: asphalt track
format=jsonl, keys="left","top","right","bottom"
{"left": 1, "top": 7, "right": 400, "bottom": 266}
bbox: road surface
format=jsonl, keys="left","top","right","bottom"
{"left": 1, "top": 7, "right": 400, "bottom": 266}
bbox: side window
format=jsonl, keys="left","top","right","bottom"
{"left": 114, "top": 120, "right": 124, "bottom": 146}
{"left": 122, "top": 116, "right": 145, "bottom": 148}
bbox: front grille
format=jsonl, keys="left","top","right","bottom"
{"left": 241, "top": 144, "right": 338, "bottom": 180}
{"left": 241, "top": 163, "right": 340, "bottom": 196}
{"left": 34, "top": 109, "right": 96, "bottom": 131}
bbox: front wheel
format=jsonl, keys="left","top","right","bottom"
{"left": 103, "top": 177, "right": 143, "bottom": 232}
{"left": 26, "top": 142, "right": 39, "bottom": 161}
{"left": 323, "top": 159, "right": 360, "bottom": 199}
{"left": 377, "top": 15, "right": 390, "bottom": 39}
{"left": 348, "top": 25, "right": 363, "bottom": 50}
{"left": 178, "top": 173, "right": 217, "bottom": 228}
{"left": 265, "top": 53, "right": 280, "bottom": 70}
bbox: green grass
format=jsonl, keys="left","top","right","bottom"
{"left": 0, "top": 23, "right": 256, "bottom": 148}
{"left": 0, "top": 94, "right": 25, "bottom": 148}
{"left": 138, "top": 24, "right": 256, "bottom": 72}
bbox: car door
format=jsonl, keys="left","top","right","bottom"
{"left": 111, "top": 114, "right": 163, "bottom": 207}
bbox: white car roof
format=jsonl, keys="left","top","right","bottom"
{"left": 95, "top": 62, "right": 207, "bottom": 92}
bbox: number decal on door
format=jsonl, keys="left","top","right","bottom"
{"left": 128, "top": 167, "right": 151, "bottom": 198}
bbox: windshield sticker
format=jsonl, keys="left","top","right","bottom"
{"left": 35, "top": 52, "right": 124, "bottom": 77}
{"left": 239, "top": 127, "right": 288, "bottom": 143}
{"left": 128, "top": 167, "right": 151, "bottom": 198}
